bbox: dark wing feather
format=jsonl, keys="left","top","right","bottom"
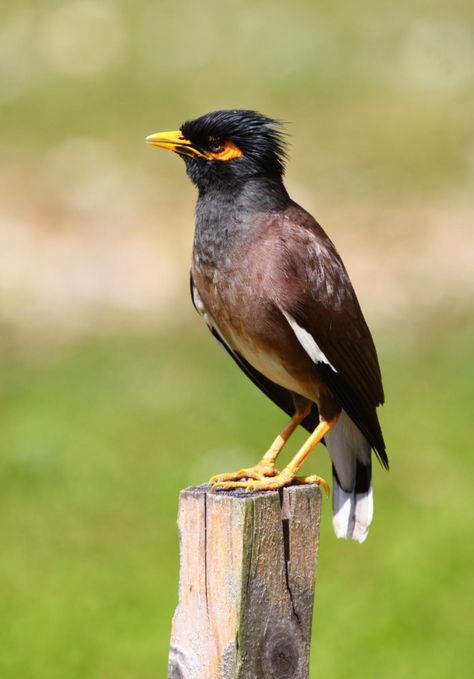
{"left": 278, "top": 206, "right": 388, "bottom": 466}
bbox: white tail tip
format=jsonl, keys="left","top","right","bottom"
{"left": 332, "top": 483, "right": 373, "bottom": 543}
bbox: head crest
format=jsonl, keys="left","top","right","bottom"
{"left": 181, "top": 109, "right": 288, "bottom": 178}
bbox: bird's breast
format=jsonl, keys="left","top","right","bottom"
{"left": 191, "top": 252, "right": 320, "bottom": 401}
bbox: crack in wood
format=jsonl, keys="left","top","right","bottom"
{"left": 282, "top": 516, "right": 301, "bottom": 626}
{"left": 244, "top": 500, "right": 256, "bottom": 608}
{"left": 280, "top": 490, "right": 302, "bottom": 626}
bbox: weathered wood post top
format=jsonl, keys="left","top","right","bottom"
{"left": 168, "top": 483, "right": 322, "bottom": 679}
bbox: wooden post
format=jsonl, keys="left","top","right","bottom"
{"left": 168, "top": 483, "right": 322, "bottom": 679}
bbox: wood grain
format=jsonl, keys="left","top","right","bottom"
{"left": 168, "top": 484, "right": 322, "bottom": 679}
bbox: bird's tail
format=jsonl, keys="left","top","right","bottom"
{"left": 324, "top": 411, "right": 374, "bottom": 543}
{"left": 331, "top": 460, "right": 373, "bottom": 543}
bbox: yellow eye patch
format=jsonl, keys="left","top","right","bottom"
{"left": 209, "top": 140, "right": 244, "bottom": 161}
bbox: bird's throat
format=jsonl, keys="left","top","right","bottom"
{"left": 193, "top": 177, "right": 291, "bottom": 268}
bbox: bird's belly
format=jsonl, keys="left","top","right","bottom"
{"left": 192, "top": 272, "right": 319, "bottom": 402}
{"left": 223, "top": 323, "right": 313, "bottom": 398}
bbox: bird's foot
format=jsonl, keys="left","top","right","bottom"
{"left": 211, "top": 465, "right": 330, "bottom": 497}
{"left": 211, "top": 469, "right": 329, "bottom": 493}
{"left": 211, "top": 468, "right": 291, "bottom": 491}
{"left": 209, "top": 461, "right": 277, "bottom": 485}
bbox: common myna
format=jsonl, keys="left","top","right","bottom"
{"left": 147, "top": 110, "right": 388, "bottom": 542}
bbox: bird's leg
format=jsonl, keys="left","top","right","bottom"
{"left": 212, "top": 415, "right": 338, "bottom": 494}
{"left": 209, "top": 402, "right": 312, "bottom": 485}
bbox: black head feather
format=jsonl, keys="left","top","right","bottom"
{"left": 180, "top": 109, "right": 287, "bottom": 187}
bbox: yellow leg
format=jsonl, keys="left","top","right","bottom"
{"left": 212, "top": 416, "right": 338, "bottom": 494}
{"left": 209, "top": 402, "right": 312, "bottom": 484}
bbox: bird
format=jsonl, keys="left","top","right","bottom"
{"left": 146, "top": 109, "right": 388, "bottom": 542}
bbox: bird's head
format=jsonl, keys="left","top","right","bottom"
{"left": 146, "top": 110, "right": 287, "bottom": 190}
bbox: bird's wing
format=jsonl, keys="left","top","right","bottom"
{"left": 275, "top": 206, "right": 387, "bottom": 463}
{"left": 189, "top": 273, "right": 319, "bottom": 433}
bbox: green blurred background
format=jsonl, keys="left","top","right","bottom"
{"left": 1, "top": 1, "right": 473, "bottom": 677}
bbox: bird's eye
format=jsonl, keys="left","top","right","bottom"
{"left": 208, "top": 138, "right": 224, "bottom": 154}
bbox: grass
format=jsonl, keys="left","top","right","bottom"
{"left": 0, "top": 318, "right": 472, "bottom": 677}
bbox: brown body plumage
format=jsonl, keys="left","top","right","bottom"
{"left": 147, "top": 110, "right": 388, "bottom": 542}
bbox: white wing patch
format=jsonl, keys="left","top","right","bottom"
{"left": 191, "top": 283, "right": 215, "bottom": 329}
{"left": 191, "top": 283, "right": 205, "bottom": 315}
{"left": 281, "top": 310, "right": 337, "bottom": 372}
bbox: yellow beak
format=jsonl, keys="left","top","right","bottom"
{"left": 145, "top": 130, "right": 211, "bottom": 159}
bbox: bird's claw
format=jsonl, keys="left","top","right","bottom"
{"left": 211, "top": 471, "right": 330, "bottom": 494}
{"left": 209, "top": 462, "right": 277, "bottom": 485}
{"left": 211, "top": 470, "right": 293, "bottom": 492}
